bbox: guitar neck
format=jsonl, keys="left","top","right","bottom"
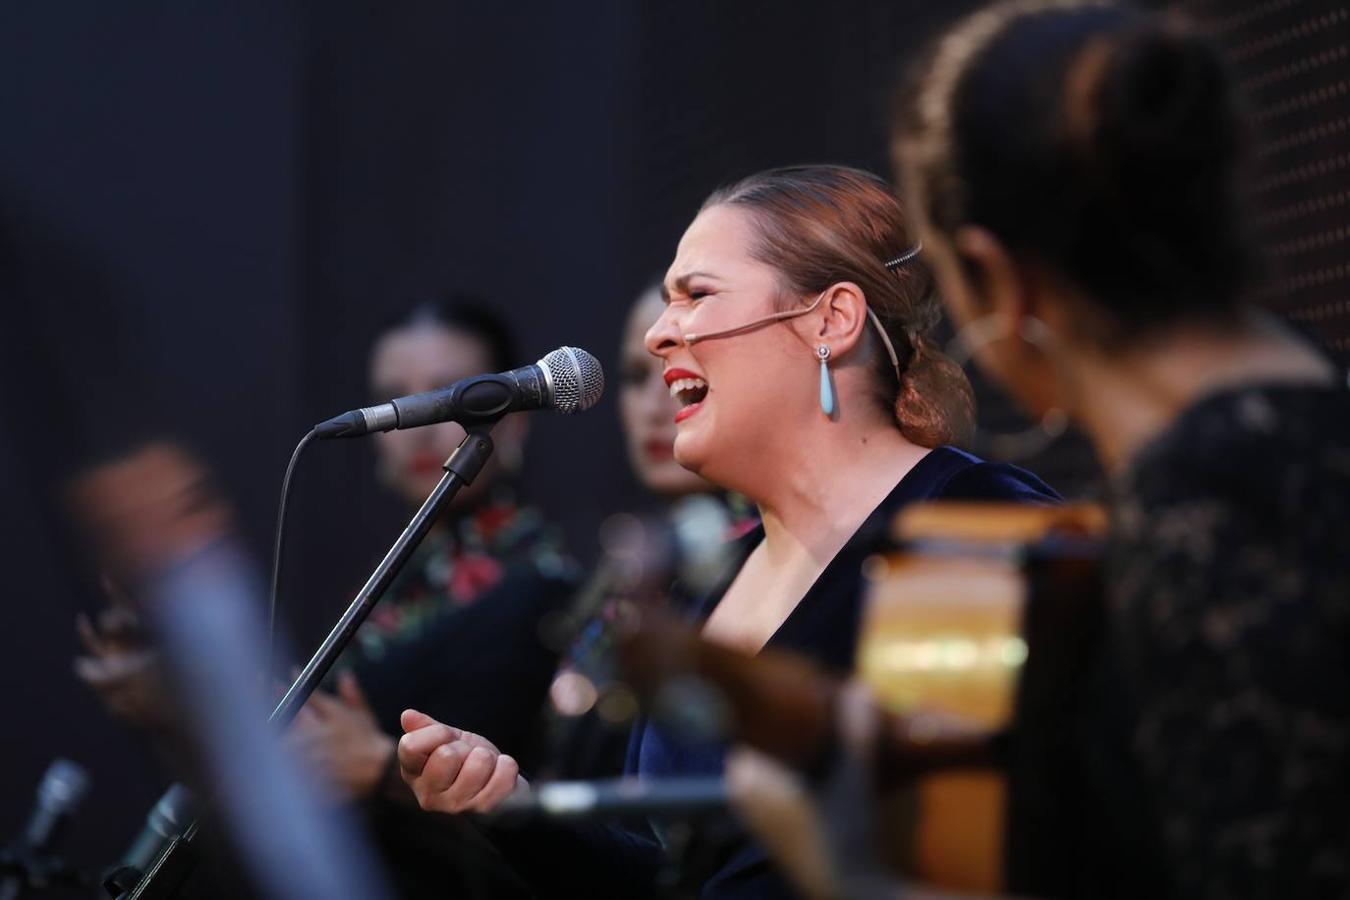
{"left": 618, "top": 614, "right": 1000, "bottom": 783}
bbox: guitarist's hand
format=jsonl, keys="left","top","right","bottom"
{"left": 727, "top": 682, "right": 925, "bottom": 900}
{"left": 75, "top": 579, "right": 170, "bottom": 731}
{"left": 397, "top": 709, "right": 527, "bottom": 814}
{"left": 726, "top": 745, "right": 837, "bottom": 900}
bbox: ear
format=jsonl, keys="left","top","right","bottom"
{"left": 812, "top": 282, "right": 870, "bottom": 357}
{"left": 951, "top": 226, "right": 1039, "bottom": 326}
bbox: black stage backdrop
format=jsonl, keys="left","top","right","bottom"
{"left": 1, "top": 0, "right": 1345, "bottom": 882}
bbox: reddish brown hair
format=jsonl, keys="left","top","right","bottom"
{"left": 703, "top": 165, "right": 974, "bottom": 448}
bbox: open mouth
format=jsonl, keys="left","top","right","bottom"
{"left": 664, "top": 367, "right": 708, "bottom": 424}
{"left": 668, "top": 376, "right": 709, "bottom": 410}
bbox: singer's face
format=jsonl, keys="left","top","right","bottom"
{"left": 369, "top": 324, "right": 497, "bottom": 508}
{"left": 646, "top": 205, "right": 816, "bottom": 490}
{"left": 620, "top": 289, "right": 709, "bottom": 498}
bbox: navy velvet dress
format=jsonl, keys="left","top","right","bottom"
{"left": 629, "top": 446, "right": 1058, "bottom": 899}
{"left": 494, "top": 447, "right": 1057, "bottom": 899}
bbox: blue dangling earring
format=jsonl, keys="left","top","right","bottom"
{"left": 817, "top": 345, "right": 835, "bottom": 418}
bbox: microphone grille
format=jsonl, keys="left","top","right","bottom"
{"left": 540, "top": 346, "right": 605, "bottom": 414}
{"left": 39, "top": 758, "right": 91, "bottom": 811}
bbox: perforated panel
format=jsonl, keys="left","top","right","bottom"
{"left": 1187, "top": 0, "right": 1350, "bottom": 359}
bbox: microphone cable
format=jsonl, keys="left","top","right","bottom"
{"left": 267, "top": 426, "right": 320, "bottom": 681}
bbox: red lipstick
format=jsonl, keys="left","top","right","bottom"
{"left": 674, "top": 402, "right": 703, "bottom": 424}
{"left": 663, "top": 367, "right": 702, "bottom": 386}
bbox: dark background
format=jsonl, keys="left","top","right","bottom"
{"left": 1, "top": 0, "right": 1346, "bottom": 879}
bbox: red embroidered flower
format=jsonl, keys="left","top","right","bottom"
{"left": 474, "top": 503, "right": 515, "bottom": 543}
{"left": 448, "top": 553, "right": 504, "bottom": 604}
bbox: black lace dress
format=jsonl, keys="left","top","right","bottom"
{"left": 1073, "top": 383, "right": 1350, "bottom": 899}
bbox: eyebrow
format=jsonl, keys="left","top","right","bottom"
{"left": 661, "top": 271, "right": 721, "bottom": 301}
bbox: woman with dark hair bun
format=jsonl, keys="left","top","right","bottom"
{"left": 288, "top": 296, "right": 571, "bottom": 795}
{"left": 285, "top": 296, "right": 575, "bottom": 899}
{"left": 730, "top": 4, "right": 1350, "bottom": 899}
{"left": 896, "top": 7, "right": 1350, "bottom": 892}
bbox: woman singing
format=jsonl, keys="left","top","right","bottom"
{"left": 397, "top": 166, "right": 1057, "bottom": 898}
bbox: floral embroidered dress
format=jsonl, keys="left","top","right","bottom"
{"left": 340, "top": 490, "right": 577, "bottom": 748}
{"left": 348, "top": 494, "right": 570, "bottom": 666}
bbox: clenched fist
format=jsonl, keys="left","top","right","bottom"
{"left": 397, "top": 709, "right": 527, "bottom": 814}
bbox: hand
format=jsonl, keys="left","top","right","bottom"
{"left": 725, "top": 681, "right": 914, "bottom": 900}
{"left": 74, "top": 581, "right": 169, "bottom": 730}
{"left": 725, "top": 746, "right": 837, "bottom": 900}
{"left": 286, "top": 670, "right": 395, "bottom": 801}
{"left": 397, "top": 709, "right": 526, "bottom": 814}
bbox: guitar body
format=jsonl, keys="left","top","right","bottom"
{"left": 858, "top": 502, "right": 1106, "bottom": 893}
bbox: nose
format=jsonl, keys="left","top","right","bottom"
{"left": 645, "top": 302, "right": 683, "bottom": 358}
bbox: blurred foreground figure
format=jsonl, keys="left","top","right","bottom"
{"left": 729, "top": 3, "right": 1350, "bottom": 898}
{"left": 67, "top": 441, "right": 392, "bottom": 899}
{"left": 70, "top": 443, "right": 223, "bottom": 744}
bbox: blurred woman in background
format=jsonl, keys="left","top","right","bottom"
{"left": 281, "top": 299, "right": 577, "bottom": 899}
{"left": 620, "top": 285, "right": 716, "bottom": 503}
{"left": 537, "top": 283, "right": 754, "bottom": 780}
{"left": 729, "top": 3, "right": 1350, "bottom": 898}
{"left": 284, "top": 299, "right": 573, "bottom": 806}
{"left": 284, "top": 299, "right": 575, "bottom": 804}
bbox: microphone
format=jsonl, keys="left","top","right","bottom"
{"left": 20, "top": 759, "right": 90, "bottom": 854}
{"left": 314, "top": 346, "right": 604, "bottom": 438}
{"left": 0, "top": 759, "right": 91, "bottom": 900}
{"left": 115, "top": 783, "right": 195, "bottom": 878}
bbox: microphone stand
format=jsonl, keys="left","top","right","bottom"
{"left": 112, "top": 424, "right": 498, "bottom": 900}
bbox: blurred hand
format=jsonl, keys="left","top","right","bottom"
{"left": 74, "top": 578, "right": 170, "bottom": 730}
{"left": 725, "top": 746, "right": 836, "bottom": 900}
{"left": 726, "top": 682, "right": 950, "bottom": 900}
{"left": 397, "top": 709, "right": 526, "bottom": 814}
{"left": 286, "top": 670, "right": 395, "bottom": 801}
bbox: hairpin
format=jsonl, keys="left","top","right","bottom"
{"left": 883, "top": 242, "right": 923, "bottom": 270}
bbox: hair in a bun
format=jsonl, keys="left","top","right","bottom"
{"left": 895, "top": 1, "right": 1256, "bottom": 343}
